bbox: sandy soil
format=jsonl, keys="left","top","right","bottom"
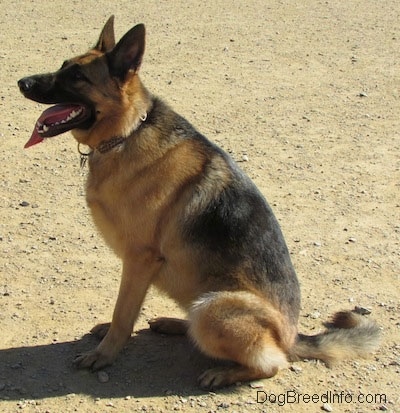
{"left": 1, "top": 1, "right": 399, "bottom": 412}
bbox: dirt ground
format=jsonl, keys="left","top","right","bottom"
{"left": 1, "top": 1, "right": 399, "bottom": 412}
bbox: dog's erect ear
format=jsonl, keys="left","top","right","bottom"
{"left": 107, "top": 24, "right": 145, "bottom": 80}
{"left": 94, "top": 15, "right": 116, "bottom": 53}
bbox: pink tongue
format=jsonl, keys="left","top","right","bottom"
{"left": 24, "top": 129, "right": 44, "bottom": 149}
{"left": 24, "top": 104, "right": 83, "bottom": 148}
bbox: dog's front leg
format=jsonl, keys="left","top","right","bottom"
{"left": 74, "top": 250, "right": 162, "bottom": 370}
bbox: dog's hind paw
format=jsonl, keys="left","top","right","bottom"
{"left": 198, "top": 365, "right": 274, "bottom": 389}
{"left": 148, "top": 317, "right": 188, "bottom": 335}
{"left": 90, "top": 322, "right": 111, "bottom": 339}
{"left": 198, "top": 367, "right": 236, "bottom": 389}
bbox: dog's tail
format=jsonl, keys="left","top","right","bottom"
{"left": 289, "top": 311, "right": 380, "bottom": 365}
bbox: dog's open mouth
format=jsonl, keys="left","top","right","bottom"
{"left": 24, "top": 104, "right": 90, "bottom": 148}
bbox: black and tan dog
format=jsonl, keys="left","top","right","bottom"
{"left": 18, "top": 16, "right": 379, "bottom": 389}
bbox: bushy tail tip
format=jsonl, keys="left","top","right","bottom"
{"left": 289, "top": 311, "right": 380, "bottom": 365}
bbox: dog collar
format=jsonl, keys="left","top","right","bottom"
{"left": 78, "top": 112, "right": 148, "bottom": 168}
{"left": 97, "top": 136, "right": 127, "bottom": 154}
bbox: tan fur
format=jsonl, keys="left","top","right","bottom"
{"left": 188, "top": 291, "right": 289, "bottom": 385}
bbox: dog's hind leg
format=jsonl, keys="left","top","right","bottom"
{"left": 188, "top": 291, "right": 293, "bottom": 389}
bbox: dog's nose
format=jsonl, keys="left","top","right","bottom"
{"left": 18, "top": 77, "right": 35, "bottom": 93}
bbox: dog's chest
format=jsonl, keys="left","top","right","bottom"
{"left": 85, "top": 170, "right": 152, "bottom": 256}
{"left": 85, "top": 158, "right": 177, "bottom": 257}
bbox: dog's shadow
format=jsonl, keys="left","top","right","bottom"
{"left": 0, "top": 329, "right": 220, "bottom": 400}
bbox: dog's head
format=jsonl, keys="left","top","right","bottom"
{"left": 18, "top": 16, "right": 148, "bottom": 149}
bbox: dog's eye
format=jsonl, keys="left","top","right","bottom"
{"left": 69, "top": 65, "right": 86, "bottom": 81}
{"left": 73, "top": 70, "right": 84, "bottom": 80}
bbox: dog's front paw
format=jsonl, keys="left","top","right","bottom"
{"left": 73, "top": 349, "right": 115, "bottom": 371}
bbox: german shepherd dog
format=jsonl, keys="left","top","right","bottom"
{"left": 18, "top": 16, "right": 379, "bottom": 389}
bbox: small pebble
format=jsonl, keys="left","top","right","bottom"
{"left": 309, "top": 311, "right": 321, "bottom": 319}
{"left": 218, "top": 402, "right": 230, "bottom": 408}
{"left": 354, "top": 306, "right": 371, "bottom": 315}
{"left": 19, "top": 201, "right": 30, "bottom": 207}
{"left": 249, "top": 381, "right": 264, "bottom": 388}
{"left": 242, "top": 154, "right": 249, "bottom": 162}
{"left": 290, "top": 365, "right": 302, "bottom": 373}
{"left": 322, "top": 402, "right": 333, "bottom": 412}
{"left": 97, "top": 371, "right": 109, "bottom": 383}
